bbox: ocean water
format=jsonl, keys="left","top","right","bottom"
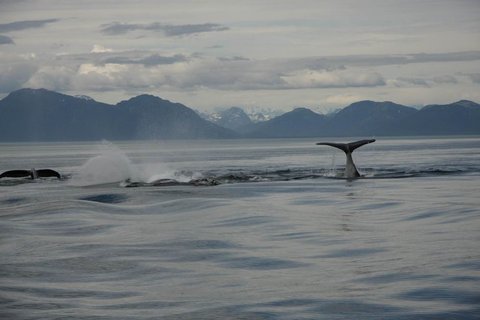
{"left": 0, "top": 137, "right": 479, "bottom": 319}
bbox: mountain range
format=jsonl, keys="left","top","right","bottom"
{"left": 0, "top": 88, "right": 235, "bottom": 141}
{"left": 0, "top": 88, "right": 479, "bottom": 141}
{"left": 213, "top": 100, "right": 480, "bottom": 138}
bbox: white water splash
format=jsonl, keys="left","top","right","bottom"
{"left": 71, "top": 142, "right": 201, "bottom": 186}
{"left": 70, "top": 142, "right": 137, "bottom": 186}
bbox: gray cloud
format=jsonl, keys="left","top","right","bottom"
{"left": 278, "top": 70, "right": 385, "bottom": 90}
{"left": 432, "top": 75, "right": 458, "bottom": 84}
{"left": 466, "top": 73, "right": 480, "bottom": 84}
{"left": 100, "top": 22, "right": 229, "bottom": 37}
{"left": 0, "top": 19, "right": 59, "bottom": 33}
{"left": 9, "top": 49, "right": 478, "bottom": 96}
{"left": 410, "top": 51, "right": 480, "bottom": 64}
{"left": 59, "top": 50, "right": 190, "bottom": 67}
{"left": 99, "top": 57, "right": 386, "bottom": 91}
{"left": 102, "top": 54, "right": 188, "bottom": 66}
{"left": 23, "top": 51, "right": 387, "bottom": 93}
{"left": 99, "top": 22, "right": 138, "bottom": 35}
{"left": 394, "top": 77, "right": 430, "bottom": 87}
{"left": 217, "top": 56, "right": 250, "bottom": 62}
{"left": 300, "top": 51, "right": 480, "bottom": 70}
{"left": 208, "top": 51, "right": 480, "bottom": 81}
{"left": 0, "top": 35, "right": 14, "bottom": 45}
{"left": 0, "top": 63, "right": 37, "bottom": 93}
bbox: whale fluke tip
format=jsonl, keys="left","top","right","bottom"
{"left": 0, "top": 168, "right": 61, "bottom": 180}
{"left": 0, "top": 170, "right": 33, "bottom": 179}
{"left": 316, "top": 139, "right": 375, "bottom": 152}
{"left": 36, "top": 169, "right": 61, "bottom": 179}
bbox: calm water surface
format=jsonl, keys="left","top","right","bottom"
{"left": 0, "top": 137, "right": 479, "bottom": 319}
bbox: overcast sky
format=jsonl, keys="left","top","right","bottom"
{"left": 1, "top": 0, "right": 479, "bottom": 112}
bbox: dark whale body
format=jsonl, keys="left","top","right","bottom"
{"left": 316, "top": 139, "right": 376, "bottom": 178}
{"left": 0, "top": 168, "right": 61, "bottom": 179}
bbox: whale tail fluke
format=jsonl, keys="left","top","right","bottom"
{"left": 0, "top": 170, "right": 33, "bottom": 179}
{"left": 316, "top": 139, "right": 376, "bottom": 178}
{"left": 36, "top": 169, "right": 61, "bottom": 179}
{"left": 0, "top": 168, "right": 61, "bottom": 179}
{"left": 316, "top": 139, "right": 376, "bottom": 154}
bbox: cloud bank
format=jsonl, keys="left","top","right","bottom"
{"left": 100, "top": 22, "right": 229, "bottom": 37}
{"left": 0, "top": 19, "right": 59, "bottom": 33}
{"left": 0, "top": 35, "right": 14, "bottom": 45}
{"left": 7, "top": 50, "right": 476, "bottom": 96}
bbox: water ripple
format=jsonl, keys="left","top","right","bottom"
{"left": 212, "top": 215, "right": 276, "bottom": 227}
{"left": 80, "top": 193, "right": 129, "bottom": 204}
{"left": 0, "top": 285, "right": 137, "bottom": 299}
{"left": 219, "top": 256, "right": 309, "bottom": 270}
{"left": 318, "top": 248, "right": 387, "bottom": 258}
{"left": 396, "top": 287, "right": 480, "bottom": 305}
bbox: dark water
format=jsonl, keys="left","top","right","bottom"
{"left": 1, "top": 137, "right": 479, "bottom": 319}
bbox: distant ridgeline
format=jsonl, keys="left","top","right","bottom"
{"left": 0, "top": 88, "right": 479, "bottom": 141}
